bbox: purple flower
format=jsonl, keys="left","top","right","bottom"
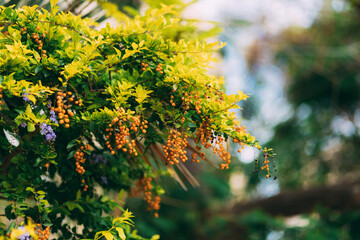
{"left": 17, "top": 226, "right": 30, "bottom": 240}
{"left": 23, "top": 92, "right": 30, "bottom": 102}
{"left": 49, "top": 110, "right": 58, "bottom": 124}
{"left": 101, "top": 176, "right": 108, "bottom": 184}
{"left": 20, "top": 122, "right": 27, "bottom": 128}
{"left": 45, "top": 133, "right": 54, "bottom": 141}
{"left": 92, "top": 154, "right": 107, "bottom": 164}
{"left": 40, "top": 123, "right": 56, "bottom": 141}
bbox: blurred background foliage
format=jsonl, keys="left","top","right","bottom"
{"left": 3, "top": 0, "right": 360, "bottom": 239}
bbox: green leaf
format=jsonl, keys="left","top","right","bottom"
{"left": 26, "top": 187, "right": 35, "bottom": 193}
{"left": 65, "top": 202, "right": 75, "bottom": 211}
{"left": 87, "top": 103, "right": 102, "bottom": 110}
{"left": 76, "top": 190, "right": 81, "bottom": 200}
{"left": 66, "top": 139, "right": 77, "bottom": 150}
{"left": 27, "top": 122, "right": 35, "bottom": 132}
{"left": 67, "top": 150, "right": 76, "bottom": 159}
{"left": 118, "top": 189, "right": 125, "bottom": 200}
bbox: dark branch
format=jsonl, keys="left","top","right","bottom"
{"left": 225, "top": 180, "right": 360, "bottom": 217}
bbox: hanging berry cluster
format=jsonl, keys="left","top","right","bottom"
{"left": 182, "top": 90, "right": 202, "bottom": 114}
{"left": 27, "top": 26, "right": 48, "bottom": 57}
{"left": 0, "top": 88, "right": 3, "bottom": 110}
{"left": 181, "top": 85, "right": 191, "bottom": 113}
{"left": 36, "top": 224, "right": 50, "bottom": 240}
{"left": 74, "top": 144, "right": 90, "bottom": 175}
{"left": 170, "top": 95, "right": 176, "bottom": 107}
{"left": 191, "top": 119, "right": 232, "bottom": 169}
{"left": 51, "top": 91, "right": 78, "bottom": 128}
{"left": 232, "top": 124, "right": 246, "bottom": 153}
{"left": 260, "top": 150, "right": 273, "bottom": 178}
{"left": 162, "top": 130, "right": 188, "bottom": 165}
{"left": 105, "top": 110, "right": 145, "bottom": 156}
{"left": 130, "top": 177, "right": 161, "bottom": 217}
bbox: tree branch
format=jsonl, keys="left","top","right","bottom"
{"left": 226, "top": 180, "right": 360, "bottom": 217}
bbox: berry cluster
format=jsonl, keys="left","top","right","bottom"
{"left": 213, "top": 135, "right": 232, "bottom": 170}
{"left": 195, "top": 118, "right": 213, "bottom": 149}
{"left": 29, "top": 26, "right": 48, "bottom": 56}
{"left": 155, "top": 63, "right": 163, "bottom": 74}
{"left": 261, "top": 153, "right": 271, "bottom": 178}
{"left": 130, "top": 115, "right": 148, "bottom": 134}
{"left": 83, "top": 180, "right": 89, "bottom": 192}
{"left": 0, "top": 88, "right": 3, "bottom": 110}
{"left": 180, "top": 88, "right": 203, "bottom": 114}
{"left": 162, "top": 130, "right": 188, "bottom": 165}
{"left": 232, "top": 124, "right": 246, "bottom": 153}
{"left": 19, "top": 27, "right": 27, "bottom": 34}
{"left": 105, "top": 109, "right": 148, "bottom": 156}
{"left": 193, "top": 120, "right": 232, "bottom": 170}
{"left": 181, "top": 87, "right": 191, "bottom": 113}
{"left": 191, "top": 120, "right": 212, "bottom": 163}
{"left": 51, "top": 92, "right": 78, "bottom": 128}
{"left": 74, "top": 144, "right": 90, "bottom": 175}
{"left": 170, "top": 95, "right": 176, "bottom": 107}
{"left": 130, "top": 177, "right": 160, "bottom": 217}
{"left": 141, "top": 62, "right": 149, "bottom": 71}
{"left": 36, "top": 224, "right": 50, "bottom": 240}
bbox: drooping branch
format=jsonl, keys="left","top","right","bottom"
{"left": 226, "top": 180, "right": 360, "bottom": 217}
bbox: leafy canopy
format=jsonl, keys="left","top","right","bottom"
{"left": 0, "top": 1, "right": 273, "bottom": 239}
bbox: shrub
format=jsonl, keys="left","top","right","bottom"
{"left": 0, "top": 1, "right": 273, "bottom": 239}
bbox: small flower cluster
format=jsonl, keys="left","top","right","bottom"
{"left": 101, "top": 176, "right": 108, "bottom": 184}
{"left": 22, "top": 89, "right": 36, "bottom": 106}
{"left": 23, "top": 91, "right": 30, "bottom": 102}
{"left": 49, "top": 110, "right": 58, "bottom": 124}
{"left": 92, "top": 153, "right": 107, "bottom": 164}
{"left": 17, "top": 226, "right": 30, "bottom": 240}
{"left": 40, "top": 123, "right": 56, "bottom": 141}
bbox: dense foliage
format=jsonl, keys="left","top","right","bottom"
{"left": 0, "top": 1, "right": 274, "bottom": 239}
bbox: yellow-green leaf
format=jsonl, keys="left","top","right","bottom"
{"left": 27, "top": 122, "right": 35, "bottom": 132}
{"left": 102, "top": 231, "right": 114, "bottom": 240}
{"left": 116, "top": 227, "right": 126, "bottom": 240}
{"left": 150, "top": 235, "right": 160, "bottom": 240}
{"left": 133, "top": 85, "right": 153, "bottom": 104}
